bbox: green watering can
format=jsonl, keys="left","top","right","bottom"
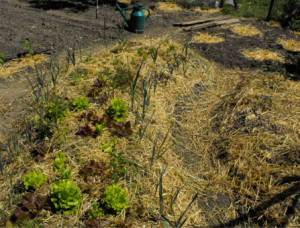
{"left": 116, "top": 4, "right": 150, "bottom": 34}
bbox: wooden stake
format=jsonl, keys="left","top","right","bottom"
{"left": 220, "top": 0, "right": 224, "bottom": 8}
{"left": 96, "top": 0, "right": 98, "bottom": 19}
{"left": 234, "top": 0, "right": 238, "bottom": 10}
{"left": 266, "top": 0, "right": 276, "bottom": 22}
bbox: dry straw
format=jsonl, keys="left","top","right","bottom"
{"left": 1, "top": 30, "right": 300, "bottom": 227}
{"left": 278, "top": 38, "right": 300, "bottom": 51}
{"left": 223, "top": 23, "right": 263, "bottom": 36}
{"left": 194, "top": 7, "right": 220, "bottom": 13}
{"left": 0, "top": 54, "right": 47, "bottom": 78}
{"left": 292, "top": 30, "right": 300, "bottom": 36}
{"left": 262, "top": 20, "right": 281, "bottom": 27}
{"left": 191, "top": 32, "right": 225, "bottom": 43}
{"left": 157, "top": 2, "right": 183, "bottom": 12}
{"left": 240, "top": 48, "right": 285, "bottom": 62}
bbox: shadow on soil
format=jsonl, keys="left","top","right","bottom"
{"left": 218, "top": 180, "right": 300, "bottom": 227}
{"left": 24, "top": 0, "right": 117, "bottom": 12}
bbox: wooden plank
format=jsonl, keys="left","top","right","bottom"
{"left": 173, "top": 16, "right": 231, "bottom": 27}
{"left": 2, "top": 48, "right": 53, "bottom": 62}
{"left": 183, "top": 18, "right": 240, "bottom": 31}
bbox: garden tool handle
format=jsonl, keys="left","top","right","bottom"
{"left": 142, "top": 7, "right": 150, "bottom": 19}
{"left": 117, "top": 4, "right": 134, "bottom": 11}
{"left": 122, "top": 6, "right": 134, "bottom": 11}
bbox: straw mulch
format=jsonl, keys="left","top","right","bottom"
{"left": 278, "top": 38, "right": 300, "bottom": 52}
{"left": 240, "top": 48, "right": 285, "bottom": 62}
{"left": 194, "top": 7, "right": 220, "bottom": 13}
{"left": 0, "top": 32, "right": 300, "bottom": 227}
{"left": 262, "top": 20, "right": 281, "bottom": 28}
{"left": 191, "top": 32, "right": 225, "bottom": 43}
{"left": 292, "top": 30, "right": 300, "bottom": 36}
{"left": 0, "top": 54, "right": 47, "bottom": 78}
{"left": 223, "top": 23, "right": 263, "bottom": 37}
{"left": 157, "top": 2, "right": 183, "bottom": 12}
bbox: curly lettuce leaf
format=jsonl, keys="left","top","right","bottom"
{"left": 51, "top": 179, "right": 82, "bottom": 215}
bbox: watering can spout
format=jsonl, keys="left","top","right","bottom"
{"left": 116, "top": 4, "right": 129, "bottom": 25}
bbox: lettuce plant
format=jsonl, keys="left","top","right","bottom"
{"left": 101, "top": 184, "right": 130, "bottom": 214}
{"left": 87, "top": 203, "right": 102, "bottom": 220}
{"left": 51, "top": 179, "right": 82, "bottom": 215}
{"left": 53, "top": 151, "right": 66, "bottom": 172}
{"left": 22, "top": 170, "right": 47, "bottom": 190}
{"left": 100, "top": 137, "right": 116, "bottom": 153}
{"left": 106, "top": 98, "right": 128, "bottom": 123}
{"left": 60, "top": 166, "right": 72, "bottom": 179}
{"left": 72, "top": 97, "right": 90, "bottom": 112}
{"left": 46, "top": 100, "right": 70, "bottom": 122}
{"left": 95, "top": 123, "right": 104, "bottom": 135}
{"left": 53, "top": 151, "right": 72, "bottom": 179}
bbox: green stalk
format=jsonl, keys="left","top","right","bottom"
{"left": 138, "top": 108, "right": 155, "bottom": 143}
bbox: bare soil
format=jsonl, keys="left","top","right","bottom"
{"left": 189, "top": 19, "right": 300, "bottom": 71}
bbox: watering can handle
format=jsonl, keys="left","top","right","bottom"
{"left": 142, "top": 7, "right": 150, "bottom": 19}
{"left": 117, "top": 4, "right": 134, "bottom": 11}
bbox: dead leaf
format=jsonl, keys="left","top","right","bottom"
{"left": 12, "top": 207, "right": 30, "bottom": 223}
{"left": 22, "top": 193, "right": 37, "bottom": 211}
{"left": 79, "top": 160, "right": 103, "bottom": 177}
{"left": 94, "top": 79, "right": 107, "bottom": 88}
{"left": 113, "top": 121, "right": 133, "bottom": 137}
{"left": 78, "top": 124, "right": 93, "bottom": 137}
{"left": 86, "top": 219, "right": 111, "bottom": 227}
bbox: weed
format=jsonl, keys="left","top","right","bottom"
{"left": 87, "top": 203, "right": 102, "bottom": 220}
{"left": 81, "top": 82, "right": 89, "bottom": 95}
{"left": 259, "top": 96, "right": 276, "bottom": 111}
{"left": 131, "top": 57, "right": 136, "bottom": 65}
{"left": 201, "top": 5, "right": 210, "bottom": 10}
{"left": 264, "top": 63, "right": 286, "bottom": 75}
{"left": 24, "top": 40, "right": 39, "bottom": 58}
{"left": 69, "top": 70, "right": 88, "bottom": 86}
{"left": 281, "top": 0, "right": 300, "bottom": 31}
{"left": 149, "top": 42, "right": 163, "bottom": 63}
{"left": 0, "top": 53, "right": 5, "bottom": 66}
{"left": 137, "top": 48, "right": 145, "bottom": 56}
{"left": 112, "top": 58, "right": 120, "bottom": 66}
{"left": 107, "top": 149, "right": 128, "bottom": 184}
{"left": 84, "top": 55, "right": 93, "bottom": 63}
{"left": 98, "top": 67, "right": 112, "bottom": 80}
{"left": 116, "top": 34, "right": 128, "bottom": 54}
